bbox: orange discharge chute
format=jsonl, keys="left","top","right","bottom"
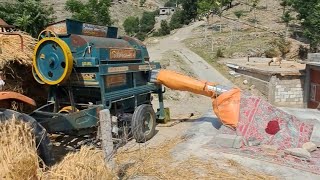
{"left": 154, "top": 69, "right": 240, "bottom": 128}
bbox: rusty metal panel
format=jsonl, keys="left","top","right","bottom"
{"left": 109, "top": 49, "right": 136, "bottom": 60}
{"left": 105, "top": 74, "right": 126, "bottom": 87}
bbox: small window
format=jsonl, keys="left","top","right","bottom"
{"left": 162, "top": 10, "right": 166, "bottom": 12}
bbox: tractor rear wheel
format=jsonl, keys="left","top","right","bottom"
{"left": 0, "top": 109, "right": 53, "bottom": 165}
{"left": 132, "top": 104, "right": 156, "bottom": 143}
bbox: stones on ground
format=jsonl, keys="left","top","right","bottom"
{"left": 249, "top": 85, "right": 255, "bottom": 90}
{"left": 215, "top": 134, "right": 243, "bottom": 149}
{"left": 302, "top": 142, "right": 317, "bottom": 152}
{"left": 243, "top": 80, "right": 248, "bottom": 85}
{"left": 261, "top": 145, "right": 278, "bottom": 155}
{"left": 284, "top": 148, "right": 311, "bottom": 160}
{"left": 247, "top": 137, "right": 261, "bottom": 146}
{"left": 310, "top": 122, "right": 320, "bottom": 147}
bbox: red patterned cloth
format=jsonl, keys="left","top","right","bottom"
{"left": 225, "top": 93, "right": 314, "bottom": 150}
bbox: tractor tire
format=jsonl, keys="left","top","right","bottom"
{"left": 0, "top": 108, "right": 53, "bottom": 165}
{"left": 132, "top": 104, "right": 156, "bottom": 143}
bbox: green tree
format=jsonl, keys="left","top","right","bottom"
{"left": 65, "top": 0, "right": 112, "bottom": 26}
{"left": 123, "top": 16, "right": 140, "bottom": 36}
{"left": 181, "top": 0, "right": 198, "bottom": 24}
{"left": 0, "top": 0, "right": 55, "bottom": 37}
{"left": 140, "top": 11, "right": 156, "bottom": 33}
{"left": 169, "top": 9, "right": 184, "bottom": 30}
{"left": 158, "top": 20, "right": 171, "bottom": 35}
{"left": 290, "top": 0, "right": 320, "bottom": 51}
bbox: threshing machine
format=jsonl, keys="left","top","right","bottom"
{"left": 30, "top": 19, "right": 167, "bottom": 143}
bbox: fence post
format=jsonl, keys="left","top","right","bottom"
{"left": 99, "top": 109, "right": 115, "bottom": 170}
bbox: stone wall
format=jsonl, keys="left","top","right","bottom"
{"left": 271, "top": 76, "right": 305, "bottom": 107}
{"left": 239, "top": 72, "right": 305, "bottom": 108}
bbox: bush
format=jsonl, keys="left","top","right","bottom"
{"left": 170, "top": 9, "right": 184, "bottom": 30}
{"left": 164, "top": 1, "right": 175, "bottom": 7}
{"left": 136, "top": 32, "right": 147, "bottom": 41}
{"left": 265, "top": 48, "right": 280, "bottom": 58}
{"left": 140, "top": 0, "right": 146, "bottom": 7}
{"left": 123, "top": 16, "right": 140, "bottom": 36}
{"left": 268, "top": 37, "right": 291, "bottom": 57}
{"left": 216, "top": 48, "right": 224, "bottom": 58}
{"left": 158, "top": 20, "right": 171, "bottom": 36}
{"left": 140, "top": 11, "right": 156, "bottom": 33}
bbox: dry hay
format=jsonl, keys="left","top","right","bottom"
{"left": 44, "top": 147, "right": 115, "bottom": 180}
{"left": 0, "top": 32, "right": 47, "bottom": 112}
{"left": 0, "top": 31, "right": 35, "bottom": 68}
{"left": 115, "top": 137, "right": 277, "bottom": 180}
{"left": 1, "top": 119, "right": 277, "bottom": 180}
{"left": 0, "top": 119, "right": 44, "bottom": 180}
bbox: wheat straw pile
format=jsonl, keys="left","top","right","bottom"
{"left": 0, "top": 32, "right": 47, "bottom": 111}
{"left": 1, "top": 119, "right": 277, "bottom": 180}
{"left": 0, "top": 119, "right": 44, "bottom": 180}
{"left": 0, "top": 32, "right": 35, "bottom": 68}
{"left": 44, "top": 147, "right": 115, "bottom": 180}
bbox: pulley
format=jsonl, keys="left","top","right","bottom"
{"left": 33, "top": 37, "right": 73, "bottom": 85}
{"left": 38, "top": 30, "right": 57, "bottom": 40}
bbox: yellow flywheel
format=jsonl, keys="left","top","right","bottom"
{"left": 37, "top": 30, "right": 57, "bottom": 40}
{"left": 33, "top": 37, "right": 73, "bottom": 85}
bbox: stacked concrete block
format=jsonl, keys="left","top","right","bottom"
{"left": 273, "top": 77, "right": 304, "bottom": 107}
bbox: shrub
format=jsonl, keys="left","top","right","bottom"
{"left": 170, "top": 9, "right": 184, "bottom": 30}
{"left": 140, "top": 11, "right": 156, "bottom": 33}
{"left": 136, "top": 32, "right": 147, "bottom": 41}
{"left": 123, "top": 16, "right": 140, "bottom": 36}
{"left": 216, "top": 48, "right": 224, "bottom": 58}
{"left": 158, "top": 20, "right": 171, "bottom": 36}
{"left": 265, "top": 48, "right": 280, "bottom": 58}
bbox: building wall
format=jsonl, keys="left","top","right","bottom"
{"left": 308, "top": 67, "right": 320, "bottom": 108}
{"left": 239, "top": 72, "right": 305, "bottom": 108}
{"left": 272, "top": 76, "right": 305, "bottom": 107}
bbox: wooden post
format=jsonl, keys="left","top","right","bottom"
{"left": 99, "top": 109, "right": 115, "bottom": 170}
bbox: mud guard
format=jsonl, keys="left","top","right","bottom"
{"left": 0, "top": 91, "right": 36, "bottom": 106}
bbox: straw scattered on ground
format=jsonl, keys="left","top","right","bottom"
{"left": 115, "top": 137, "right": 277, "bottom": 180}
{"left": 1, "top": 119, "right": 277, "bottom": 180}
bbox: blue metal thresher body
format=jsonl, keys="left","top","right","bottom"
{"left": 30, "top": 19, "right": 166, "bottom": 135}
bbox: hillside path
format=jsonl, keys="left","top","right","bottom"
{"left": 148, "top": 21, "right": 233, "bottom": 87}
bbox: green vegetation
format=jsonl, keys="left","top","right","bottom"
{"left": 154, "top": 20, "right": 171, "bottom": 36}
{"left": 123, "top": 11, "right": 156, "bottom": 40}
{"left": 0, "top": 0, "right": 55, "bottom": 37}
{"left": 289, "top": 0, "right": 320, "bottom": 51}
{"left": 123, "top": 17, "right": 140, "bottom": 36}
{"left": 65, "top": 0, "right": 112, "bottom": 26}
{"left": 170, "top": 9, "right": 184, "bottom": 30}
{"left": 140, "top": 11, "right": 156, "bottom": 33}
{"left": 140, "top": 0, "right": 146, "bottom": 7}
{"left": 265, "top": 37, "right": 291, "bottom": 58}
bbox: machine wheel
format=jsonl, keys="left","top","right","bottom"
{"left": 132, "top": 104, "right": 156, "bottom": 143}
{"left": 0, "top": 109, "right": 53, "bottom": 165}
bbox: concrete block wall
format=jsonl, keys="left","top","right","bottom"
{"left": 272, "top": 76, "right": 305, "bottom": 107}
{"left": 308, "top": 53, "right": 320, "bottom": 63}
